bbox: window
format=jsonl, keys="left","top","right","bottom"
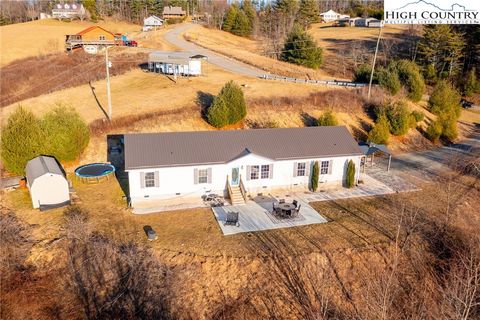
{"left": 261, "top": 165, "right": 270, "bottom": 179}
{"left": 99, "top": 35, "right": 106, "bottom": 40}
{"left": 250, "top": 165, "right": 259, "bottom": 180}
{"left": 144, "top": 172, "right": 155, "bottom": 188}
{"left": 320, "top": 161, "right": 330, "bottom": 175}
{"left": 297, "top": 162, "right": 306, "bottom": 176}
{"left": 198, "top": 169, "right": 208, "bottom": 184}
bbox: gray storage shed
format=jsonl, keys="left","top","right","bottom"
{"left": 26, "top": 156, "right": 70, "bottom": 210}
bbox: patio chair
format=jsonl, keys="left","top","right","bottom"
{"left": 297, "top": 204, "right": 301, "bottom": 213}
{"left": 224, "top": 211, "right": 240, "bottom": 227}
{"left": 292, "top": 200, "right": 298, "bottom": 208}
{"left": 279, "top": 199, "right": 285, "bottom": 204}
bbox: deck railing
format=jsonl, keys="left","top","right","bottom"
{"left": 239, "top": 175, "right": 247, "bottom": 202}
{"left": 226, "top": 175, "right": 234, "bottom": 202}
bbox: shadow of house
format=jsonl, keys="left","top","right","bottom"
{"left": 196, "top": 91, "right": 215, "bottom": 120}
{"left": 107, "top": 134, "right": 129, "bottom": 204}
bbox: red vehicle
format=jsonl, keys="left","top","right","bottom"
{"left": 125, "top": 40, "right": 138, "bottom": 47}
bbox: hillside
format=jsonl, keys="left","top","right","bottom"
{"left": 0, "top": 18, "right": 140, "bottom": 65}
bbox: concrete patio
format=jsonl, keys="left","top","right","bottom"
{"left": 212, "top": 198, "right": 328, "bottom": 235}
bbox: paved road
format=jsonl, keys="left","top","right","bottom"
{"left": 384, "top": 125, "right": 479, "bottom": 181}
{"left": 163, "top": 23, "right": 268, "bottom": 78}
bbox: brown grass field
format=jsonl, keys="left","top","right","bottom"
{"left": 0, "top": 18, "right": 141, "bottom": 65}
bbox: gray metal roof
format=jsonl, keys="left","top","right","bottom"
{"left": 124, "top": 127, "right": 363, "bottom": 170}
{"left": 359, "top": 143, "right": 391, "bottom": 156}
{"left": 163, "top": 6, "right": 186, "bottom": 15}
{"left": 26, "top": 156, "right": 65, "bottom": 184}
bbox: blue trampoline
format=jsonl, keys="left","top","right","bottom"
{"left": 75, "top": 163, "right": 115, "bottom": 183}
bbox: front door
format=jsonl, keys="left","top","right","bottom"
{"left": 231, "top": 167, "right": 240, "bottom": 186}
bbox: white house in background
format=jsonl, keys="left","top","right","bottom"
{"left": 52, "top": 3, "right": 86, "bottom": 20}
{"left": 143, "top": 15, "right": 164, "bottom": 31}
{"left": 25, "top": 156, "right": 70, "bottom": 210}
{"left": 124, "top": 127, "right": 363, "bottom": 208}
{"left": 148, "top": 51, "right": 203, "bottom": 76}
{"left": 320, "top": 9, "right": 350, "bottom": 22}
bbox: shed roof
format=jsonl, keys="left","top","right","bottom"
{"left": 26, "top": 156, "right": 65, "bottom": 184}
{"left": 145, "top": 15, "right": 163, "bottom": 21}
{"left": 124, "top": 127, "right": 363, "bottom": 170}
{"left": 359, "top": 143, "right": 391, "bottom": 156}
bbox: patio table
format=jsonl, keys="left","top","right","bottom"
{"left": 277, "top": 203, "right": 296, "bottom": 217}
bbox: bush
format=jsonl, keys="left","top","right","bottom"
{"left": 1, "top": 107, "right": 45, "bottom": 175}
{"left": 317, "top": 110, "right": 338, "bottom": 126}
{"left": 281, "top": 24, "right": 323, "bottom": 69}
{"left": 353, "top": 64, "right": 372, "bottom": 83}
{"left": 207, "top": 81, "right": 247, "bottom": 128}
{"left": 377, "top": 66, "right": 401, "bottom": 95}
{"left": 311, "top": 161, "right": 319, "bottom": 192}
{"left": 1, "top": 105, "right": 90, "bottom": 175}
{"left": 428, "top": 80, "right": 461, "bottom": 118}
{"left": 368, "top": 115, "right": 390, "bottom": 144}
{"left": 395, "top": 60, "right": 425, "bottom": 102}
{"left": 426, "top": 120, "right": 442, "bottom": 143}
{"left": 42, "top": 105, "right": 90, "bottom": 162}
{"left": 440, "top": 116, "right": 458, "bottom": 142}
{"left": 345, "top": 160, "right": 355, "bottom": 188}
{"left": 383, "top": 101, "right": 411, "bottom": 136}
{"left": 411, "top": 110, "right": 425, "bottom": 122}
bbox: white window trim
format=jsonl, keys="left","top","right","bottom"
{"left": 197, "top": 168, "right": 208, "bottom": 184}
{"left": 144, "top": 172, "right": 155, "bottom": 188}
{"left": 320, "top": 160, "right": 329, "bottom": 175}
{"left": 297, "top": 162, "right": 306, "bottom": 176}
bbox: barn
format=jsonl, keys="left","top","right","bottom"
{"left": 26, "top": 156, "right": 70, "bottom": 210}
{"left": 148, "top": 51, "right": 203, "bottom": 76}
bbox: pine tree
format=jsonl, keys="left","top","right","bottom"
{"left": 281, "top": 24, "right": 323, "bottom": 69}
{"left": 242, "top": 0, "right": 256, "bottom": 35}
{"left": 297, "top": 0, "right": 319, "bottom": 28}
{"left": 345, "top": 160, "right": 355, "bottom": 188}
{"left": 464, "top": 67, "right": 479, "bottom": 97}
{"left": 231, "top": 10, "right": 251, "bottom": 37}
{"left": 311, "top": 161, "right": 319, "bottom": 192}
{"left": 1, "top": 107, "right": 45, "bottom": 175}
{"left": 207, "top": 81, "right": 247, "bottom": 128}
{"left": 223, "top": 4, "right": 238, "bottom": 32}
{"left": 419, "top": 25, "right": 465, "bottom": 78}
{"left": 395, "top": 60, "right": 425, "bottom": 102}
{"left": 317, "top": 110, "right": 338, "bottom": 126}
{"left": 368, "top": 115, "right": 390, "bottom": 145}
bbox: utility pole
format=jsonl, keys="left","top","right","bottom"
{"left": 368, "top": 27, "right": 382, "bottom": 100}
{"left": 105, "top": 46, "right": 112, "bottom": 120}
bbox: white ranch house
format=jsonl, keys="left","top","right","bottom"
{"left": 320, "top": 9, "right": 350, "bottom": 22}
{"left": 124, "top": 127, "right": 363, "bottom": 208}
{"left": 143, "top": 15, "right": 163, "bottom": 31}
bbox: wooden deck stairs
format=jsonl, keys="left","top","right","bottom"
{"left": 229, "top": 185, "right": 246, "bottom": 205}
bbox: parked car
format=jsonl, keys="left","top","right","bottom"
{"left": 125, "top": 40, "right": 138, "bottom": 47}
{"left": 461, "top": 98, "right": 474, "bottom": 109}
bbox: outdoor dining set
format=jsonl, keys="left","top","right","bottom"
{"left": 272, "top": 199, "right": 301, "bottom": 218}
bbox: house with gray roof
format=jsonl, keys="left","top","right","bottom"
{"left": 124, "top": 127, "right": 363, "bottom": 208}
{"left": 26, "top": 156, "right": 70, "bottom": 210}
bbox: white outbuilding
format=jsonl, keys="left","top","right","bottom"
{"left": 148, "top": 51, "right": 203, "bottom": 76}
{"left": 26, "top": 156, "right": 70, "bottom": 210}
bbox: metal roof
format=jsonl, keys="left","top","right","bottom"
{"left": 359, "top": 143, "right": 391, "bottom": 156}
{"left": 124, "top": 127, "right": 363, "bottom": 170}
{"left": 26, "top": 156, "right": 65, "bottom": 185}
{"left": 163, "top": 6, "right": 186, "bottom": 15}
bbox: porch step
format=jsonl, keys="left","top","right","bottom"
{"left": 229, "top": 186, "right": 246, "bottom": 205}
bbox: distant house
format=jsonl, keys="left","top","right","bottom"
{"left": 65, "top": 26, "right": 121, "bottom": 53}
{"left": 148, "top": 51, "right": 203, "bottom": 77}
{"left": 162, "top": 6, "right": 187, "bottom": 20}
{"left": 320, "top": 9, "right": 350, "bottom": 23}
{"left": 26, "top": 156, "right": 70, "bottom": 210}
{"left": 143, "top": 15, "right": 164, "bottom": 31}
{"left": 124, "top": 127, "right": 363, "bottom": 208}
{"left": 52, "top": 3, "right": 86, "bottom": 20}
{"left": 367, "top": 19, "right": 384, "bottom": 28}
{"left": 337, "top": 17, "right": 384, "bottom": 28}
